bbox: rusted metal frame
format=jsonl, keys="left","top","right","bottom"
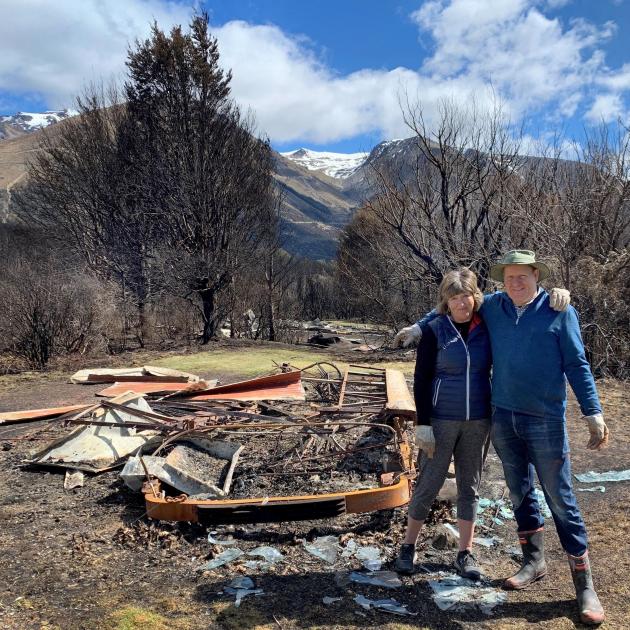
{"left": 296, "top": 361, "right": 343, "bottom": 380}
{"left": 308, "top": 362, "right": 341, "bottom": 401}
{"left": 289, "top": 361, "right": 343, "bottom": 392}
{"left": 154, "top": 400, "right": 234, "bottom": 410}
{"left": 144, "top": 474, "right": 411, "bottom": 523}
{"left": 254, "top": 469, "right": 336, "bottom": 477}
{"left": 100, "top": 401, "right": 180, "bottom": 425}
{"left": 140, "top": 370, "right": 414, "bottom": 523}
{"left": 341, "top": 392, "right": 387, "bottom": 400}
{"left": 149, "top": 420, "right": 398, "bottom": 459}
{"left": 337, "top": 369, "right": 350, "bottom": 408}
{"left": 337, "top": 400, "right": 384, "bottom": 407}
{"left": 332, "top": 367, "right": 387, "bottom": 412}
{"left": 59, "top": 402, "right": 104, "bottom": 425}
{"left": 254, "top": 401, "right": 295, "bottom": 417}
{"left": 144, "top": 402, "right": 291, "bottom": 424}
{"left": 277, "top": 438, "right": 396, "bottom": 465}
{"left": 66, "top": 419, "right": 171, "bottom": 431}
{"left": 349, "top": 364, "right": 386, "bottom": 371}
{"left": 318, "top": 406, "right": 384, "bottom": 414}
{"left": 196, "top": 420, "right": 398, "bottom": 442}
{"left": 302, "top": 377, "right": 386, "bottom": 386}
{"left": 347, "top": 370, "right": 383, "bottom": 377}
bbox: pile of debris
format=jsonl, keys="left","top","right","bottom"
{"left": 2, "top": 362, "right": 416, "bottom": 526}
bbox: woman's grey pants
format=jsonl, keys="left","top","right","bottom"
{"left": 408, "top": 418, "right": 490, "bottom": 522}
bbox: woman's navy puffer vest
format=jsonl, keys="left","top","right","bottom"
{"left": 428, "top": 314, "right": 492, "bottom": 421}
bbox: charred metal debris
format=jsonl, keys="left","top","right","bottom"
{"left": 6, "top": 363, "right": 416, "bottom": 525}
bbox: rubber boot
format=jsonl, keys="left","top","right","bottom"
{"left": 568, "top": 551, "right": 605, "bottom": 625}
{"left": 503, "top": 528, "right": 548, "bottom": 590}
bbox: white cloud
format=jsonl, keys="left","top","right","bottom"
{"left": 214, "top": 20, "right": 498, "bottom": 143}
{"left": 411, "top": 0, "right": 614, "bottom": 120}
{"left": 0, "top": 0, "right": 193, "bottom": 108}
{"left": 1, "top": 0, "right": 628, "bottom": 146}
{"left": 597, "top": 63, "right": 630, "bottom": 91}
{"left": 585, "top": 93, "right": 625, "bottom": 122}
{"left": 544, "top": 0, "right": 573, "bottom": 8}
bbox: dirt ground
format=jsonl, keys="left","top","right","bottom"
{"left": 0, "top": 343, "right": 628, "bottom": 630}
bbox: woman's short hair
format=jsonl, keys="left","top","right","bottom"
{"left": 436, "top": 268, "right": 484, "bottom": 314}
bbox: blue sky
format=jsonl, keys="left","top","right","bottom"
{"left": 2, "top": 1, "right": 630, "bottom": 154}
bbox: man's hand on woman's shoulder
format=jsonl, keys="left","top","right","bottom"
{"left": 549, "top": 287, "right": 571, "bottom": 311}
{"left": 393, "top": 323, "right": 422, "bottom": 348}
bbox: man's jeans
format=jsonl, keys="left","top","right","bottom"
{"left": 491, "top": 407, "right": 588, "bottom": 557}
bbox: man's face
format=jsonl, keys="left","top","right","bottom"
{"left": 503, "top": 264, "right": 539, "bottom": 306}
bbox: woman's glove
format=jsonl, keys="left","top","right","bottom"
{"left": 415, "top": 425, "right": 435, "bottom": 458}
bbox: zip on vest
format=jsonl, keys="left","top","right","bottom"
{"left": 447, "top": 318, "right": 470, "bottom": 420}
{"left": 433, "top": 378, "right": 441, "bottom": 407}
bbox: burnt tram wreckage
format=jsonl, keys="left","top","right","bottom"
{"left": 9, "top": 363, "right": 416, "bottom": 525}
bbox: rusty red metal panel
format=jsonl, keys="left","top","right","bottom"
{"left": 184, "top": 370, "right": 305, "bottom": 402}
{"left": 97, "top": 381, "right": 198, "bottom": 397}
{"left": 97, "top": 371, "right": 304, "bottom": 402}
{"left": 0, "top": 404, "right": 89, "bottom": 425}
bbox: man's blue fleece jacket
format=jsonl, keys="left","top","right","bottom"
{"left": 417, "top": 290, "right": 602, "bottom": 419}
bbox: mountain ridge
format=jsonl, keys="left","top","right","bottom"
{"left": 0, "top": 110, "right": 455, "bottom": 259}
{"left": 0, "top": 110, "right": 378, "bottom": 259}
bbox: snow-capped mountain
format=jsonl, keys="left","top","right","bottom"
{"left": 0, "top": 109, "right": 77, "bottom": 139}
{"left": 281, "top": 148, "right": 369, "bottom": 179}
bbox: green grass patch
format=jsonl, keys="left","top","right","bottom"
{"left": 151, "top": 347, "right": 415, "bottom": 379}
{"left": 108, "top": 606, "right": 168, "bottom": 630}
{"left": 325, "top": 319, "right": 392, "bottom": 331}
{"left": 212, "top": 600, "right": 275, "bottom": 630}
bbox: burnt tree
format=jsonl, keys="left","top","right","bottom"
{"left": 126, "top": 14, "right": 275, "bottom": 342}
{"left": 13, "top": 88, "right": 158, "bottom": 345}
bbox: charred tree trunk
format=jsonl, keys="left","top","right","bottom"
{"left": 266, "top": 257, "right": 276, "bottom": 342}
{"left": 200, "top": 289, "right": 220, "bottom": 344}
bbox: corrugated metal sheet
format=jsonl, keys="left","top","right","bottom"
{"left": 185, "top": 370, "right": 305, "bottom": 402}
{"left": 98, "top": 371, "right": 305, "bottom": 402}
{"left": 97, "top": 379, "right": 218, "bottom": 397}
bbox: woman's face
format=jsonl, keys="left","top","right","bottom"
{"left": 447, "top": 292, "right": 475, "bottom": 323}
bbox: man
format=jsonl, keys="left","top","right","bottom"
{"left": 395, "top": 251, "right": 609, "bottom": 626}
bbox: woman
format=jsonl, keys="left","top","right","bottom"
{"left": 395, "top": 268, "right": 491, "bottom": 579}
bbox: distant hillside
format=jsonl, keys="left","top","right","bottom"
{"left": 0, "top": 131, "right": 47, "bottom": 221}
{"left": 273, "top": 153, "right": 365, "bottom": 258}
{"left": 5, "top": 111, "right": 547, "bottom": 260}
{"left": 0, "top": 111, "right": 374, "bottom": 259}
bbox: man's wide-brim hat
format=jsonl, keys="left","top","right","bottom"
{"left": 489, "top": 249, "right": 551, "bottom": 283}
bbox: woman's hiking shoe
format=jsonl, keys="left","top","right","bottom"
{"left": 394, "top": 544, "right": 416, "bottom": 574}
{"left": 454, "top": 549, "right": 482, "bottom": 581}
